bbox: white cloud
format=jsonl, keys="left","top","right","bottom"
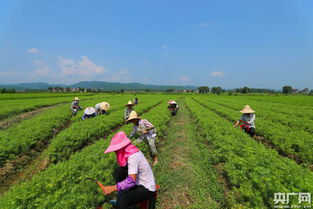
{"left": 57, "top": 56, "right": 106, "bottom": 76}
{"left": 27, "top": 48, "right": 40, "bottom": 54}
{"left": 161, "top": 44, "right": 168, "bottom": 49}
{"left": 210, "top": 71, "right": 225, "bottom": 77}
{"left": 179, "top": 76, "right": 191, "bottom": 82}
{"left": 199, "top": 22, "right": 209, "bottom": 27}
{"left": 32, "top": 60, "right": 50, "bottom": 76}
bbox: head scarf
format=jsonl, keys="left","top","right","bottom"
{"left": 115, "top": 144, "right": 139, "bottom": 167}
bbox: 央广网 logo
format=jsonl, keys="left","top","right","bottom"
{"left": 274, "top": 193, "right": 311, "bottom": 208}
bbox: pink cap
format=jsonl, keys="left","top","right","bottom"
{"left": 104, "top": 131, "right": 131, "bottom": 153}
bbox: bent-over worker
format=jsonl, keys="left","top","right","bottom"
{"left": 233, "top": 105, "right": 256, "bottom": 137}
{"left": 82, "top": 107, "right": 97, "bottom": 120}
{"left": 102, "top": 131, "right": 157, "bottom": 209}
{"left": 95, "top": 102, "right": 110, "bottom": 115}
{"left": 167, "top": 100, "right": 179, "bottom": 116}
{"left": 71, "top": 97, "right": 82, "bottom": 116}
{"left": 127, "top": 111, "right": 158, "bottom": 166}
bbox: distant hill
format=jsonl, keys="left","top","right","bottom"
{"left": 70, "top": 81, "right": 197, "bottom": 91}
{"left": 0, "top": 82, "right": 66, "bottom": 90}
{"left": 0, "top": 81, "right": 197, "bottom": 91}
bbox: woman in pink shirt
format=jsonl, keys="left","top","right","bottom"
{"left": 102, "top": 131, "right": 156, "bottom": 209}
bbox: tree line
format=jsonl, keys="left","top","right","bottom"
{"left": 197, "top": 86, "right": 313, "bottom": 95}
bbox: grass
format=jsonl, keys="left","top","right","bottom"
{"left": 155, "top": 100, "right": 226, "bottom": 209}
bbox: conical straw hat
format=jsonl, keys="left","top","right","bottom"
{"left": 125, "top": 101, "right": 134, "bottom": 106}
{"left": 84, "top": 107, "right": 96, "bottom": 115}
{"left": 74, "top": 97, "right": 80, "bottom": 100}
{"left": 127, "top": 111, "right": 140, "bottom": 121}
{"left": 240, "top": 105, "right": 255, "bottom": 113}
{"left": 100, "top": 102, "right": 110, "bottom": 111}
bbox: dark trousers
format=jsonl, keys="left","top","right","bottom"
{"left": 113, "top": 167, "right": 154, "bottom": 209}
{"left": 243, "top": 126, "right": 255, "bottom": 137}
{"left": 117, "top": 185, "right": 154, "bottom": 209}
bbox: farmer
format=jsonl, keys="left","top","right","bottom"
{"left": 233, "top": 105, "right": 256, "bottom": 137}
{"left": 82, "top": 107, "right": 97, "bottom": 120}
{"left": 95, "top": 102, "right": 110, "bottom": 115}
{"left": 124, "top": 101, "right": 134, "bottom": 120}
{"left": 133, "top": 98, "right": 138, "bottom": 105}
{"left": 102, "top": 131, "right": 156, "bottom": 209}
{"left": 167, "top": 100, "right": 179, "bottom": 116}
{"left": 71, "top": 97, "right": 82, "bottom": 116}
{"left": 127, "top": 111, "right": 158, "bottom": 166}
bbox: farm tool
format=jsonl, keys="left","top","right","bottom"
{"left": 84, "top": 177, "right": 160, "bottom": 209}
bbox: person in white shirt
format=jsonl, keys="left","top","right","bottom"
{"left": 167, "top": 100, "right": 179, "bottom": 116}
{"left": 127, "top": 111, "right": 158, "bottom": 166}
{"left": 71, "top": 97, "right": 82, "bottom": 116}
{"left": 102, "top": 131, "right": 157, "bottom": 209}
{"left": 95, "top": 102, "right": 110, "bottom": 115}
{"left": 233, "top": 105, "right": 256, "bottom": 137}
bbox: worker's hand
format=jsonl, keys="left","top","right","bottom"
{"left": 102, "top": 185, "right": 116, "bottom": 195}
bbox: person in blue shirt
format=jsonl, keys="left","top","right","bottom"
{"left": 82, "top": 107, "right": 97, "bottom": 120}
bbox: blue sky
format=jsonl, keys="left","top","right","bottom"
{"left": 0, "top": 0, "right": 312, "bottom": 89}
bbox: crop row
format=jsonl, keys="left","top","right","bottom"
{"left": 186, "top": 98, "right": 313, "bottom": 208}
{"left": 203, "top": 95, "right": 313, "bottom": 132}
{"left": 243, "top": 95, "right": 313, "bottom": 108}
{"left": 0, "top": 94, "right": 107, "bottom": 121}
{"left": 194, "top": 97, "right": 313, "bottom": 165}
{"left": 0, "top": 93, "right": 97, "bottom": 100}
{"left": 48, "top": 95, "right": 164, "bottom": 163}
{"left": 0, "top": 104, "right": 72, "bottom": 167}
{"left": 0, "top": 99, "right": 173, "bottom": 209}
{"left": 0, "top": 95, "right": 132, "bottom": 167}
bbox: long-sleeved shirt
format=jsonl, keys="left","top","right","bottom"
{"left": 239, "top": 114, "right": 256, "bottom": 128}
{"left": 95, "top": 103, "right": 101, "bottom": 110}
{"left": 124, "top": 107, "right": 133, "bottom": 120}
{"left": 71, "top": 101, "right": 80, "bottom": 110}
{"left": 130, "top": 119, "right": 156, "bottom": 139}
{"left": 82, "top": 113, "right": 96, "bottom": 120}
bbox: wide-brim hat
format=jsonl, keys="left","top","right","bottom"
{"left": 104, "top": 131, "right": 131, "bottom": 153}
{"left": 100, "top": 102, "right": 110, "bottom": 111}
{"left": 84, "top": 107, "right": 96, "bottom": 115}
{"left": 74, "top": 97, "right": 80, "bottom": 100}
{"left": 240, "top": 105, "right": 255, "bottom": 113}
{"left": 125, "top": 101, "right": 134, "bottom": 106}
{"left": 127, "top": 111, "right": 140, "bottom": 121}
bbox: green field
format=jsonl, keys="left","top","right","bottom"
{"left": 0, "top": 93, "right": 312, "bottom": 209}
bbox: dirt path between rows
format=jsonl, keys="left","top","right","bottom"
{"left": 157, "top": 109, "right": 193, "bottom": 209}
{"left": 155, "top": 101, "right": 223, "bottom": 209}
